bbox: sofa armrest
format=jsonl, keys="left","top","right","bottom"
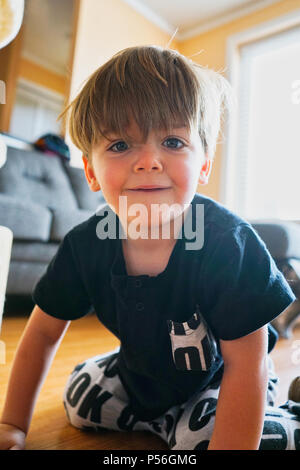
{"left": 49, "top": 207, "right": 93, "bottom": 241}
{"left": 0, "top": 193, "right": 52, "bottom": 241}
{"left": 250, "top": 219, "right": 300, "bottom": 260}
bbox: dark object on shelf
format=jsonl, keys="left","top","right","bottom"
{"left": 34, "top": 134, "right": 70, "bottom": 162}
{"left": 251, "top": 221, "right": 300, "bottom": 338}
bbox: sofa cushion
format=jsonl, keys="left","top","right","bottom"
{"left": 63, "top": 163, "right": 106, "bottom": 210}
{"left": 0, "top": 194, "right": 52, "bottom": 241}
{"left": 50, "top": 207, "right": 93, "bottom": 241}
{"left": 0, "top": 147, "right": 78, "bottom": 210}
{"left": 11, "top": 241, "right": 59, "bottom": 263}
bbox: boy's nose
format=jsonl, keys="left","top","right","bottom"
{"left": 133, "top": 149, "right": 163, "bottom": 173}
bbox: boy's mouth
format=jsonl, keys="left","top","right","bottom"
{"left": 130, "top": 188, "right": 169, "bottom": 192}
{"left": 128, "top": 186, "right": 171, "bottom": 192}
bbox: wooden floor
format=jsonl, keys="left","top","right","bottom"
{"left": 0, "top": 310, "right": 299, "bottom": 450}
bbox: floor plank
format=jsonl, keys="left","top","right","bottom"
{"left": 0, "top": 312, "right": 299, "bottom": 450}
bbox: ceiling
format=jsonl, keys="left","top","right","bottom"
{"left": 124, "top": 0, "right": 278, "bottom": 38}
{"left": 21, "top": 0, "right": 278, "bottom": 76}
{"left": 22, "top": 0, "right": 74, "bottom": 75}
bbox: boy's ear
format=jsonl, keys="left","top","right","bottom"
{"left": 198, "top": 156, "right": 212, "bottom": 185}
{"left": 82, "top": 155, "right": 101, "bottom": 192}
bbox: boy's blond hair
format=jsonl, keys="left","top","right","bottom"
{"left": 60, "top": 45, "right": 233, "bottom": 161}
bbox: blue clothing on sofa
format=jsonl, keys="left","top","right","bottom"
{"left": 32, "top": 193, "right": 295, "bottom": 420}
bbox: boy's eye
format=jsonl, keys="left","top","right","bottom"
{"left": 108, "top": 141, "right": 129, "bottom": 153}
{"left": 163, "top": 138, "right": 185, "bottom": 149}
{"left": 108, "top": 137, "right": 185, "bottom": 153}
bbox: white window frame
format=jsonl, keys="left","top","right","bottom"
{"left": 13, "top": 77, "right": 64, "bottom": 109}
{"left": 221, "top": 9, "right": 300, "bottom": 219}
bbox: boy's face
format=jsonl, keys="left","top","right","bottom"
{"left": 82, "top": 120, "right": 212, "bottom": 229}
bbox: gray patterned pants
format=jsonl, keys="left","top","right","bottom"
{"left": 63, "top": 348, "right": 300, "bottom": 450}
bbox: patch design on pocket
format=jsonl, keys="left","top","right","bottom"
{"left": 167, "top": 304, "right": 217, "bottom": 371}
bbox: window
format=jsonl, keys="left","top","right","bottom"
{"left": 10, "top": 79, "right": 64, "bottom": 142}
{"left": 224, "top": 21, "right": 300, "bottom": 221}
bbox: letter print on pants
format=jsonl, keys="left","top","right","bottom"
{"left": 62, "top": 347, "right": 179, "bottom": 440}
{"left": 63, "top": 351, "right": 300, "bottom": 448}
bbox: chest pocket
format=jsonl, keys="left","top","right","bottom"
{"left": 167, "top": 304, "right": 218, "bottom": 372}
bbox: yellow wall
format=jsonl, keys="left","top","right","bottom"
{"left": 179, "top": 0, "right": 300, "bottom": 201}
{"left": 19, "top": 58, "right": 67, "bottom": 95}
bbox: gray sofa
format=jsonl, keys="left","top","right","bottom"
{"left": 0, "top": 133, "right": 106, "bottom": 298}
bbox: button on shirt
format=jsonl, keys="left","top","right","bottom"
{"left": 32, "top": 193, "right": 296, "bottom": 420}
{"left": 135, "top": 302, "right": 144, "bottom": 310}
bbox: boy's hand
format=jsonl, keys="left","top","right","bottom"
{"left": 0, "top": 423, "right": 26, "bottom": 450}
{"left": 0, "top": 306, "right": 69, "bottom": 451}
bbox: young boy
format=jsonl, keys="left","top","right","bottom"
{"left": 1, "top": 46, "right": 299, "bottom": 450}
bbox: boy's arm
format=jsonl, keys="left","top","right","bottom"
{"left": 208, "top": 325, "right": 269, "bottom": 450}
{"left": 0, "top": 305, "right": 70, "bottom": 436}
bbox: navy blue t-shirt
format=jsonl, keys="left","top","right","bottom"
{"left": 32, "top": 193, "right": 296, "bottom": 420}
